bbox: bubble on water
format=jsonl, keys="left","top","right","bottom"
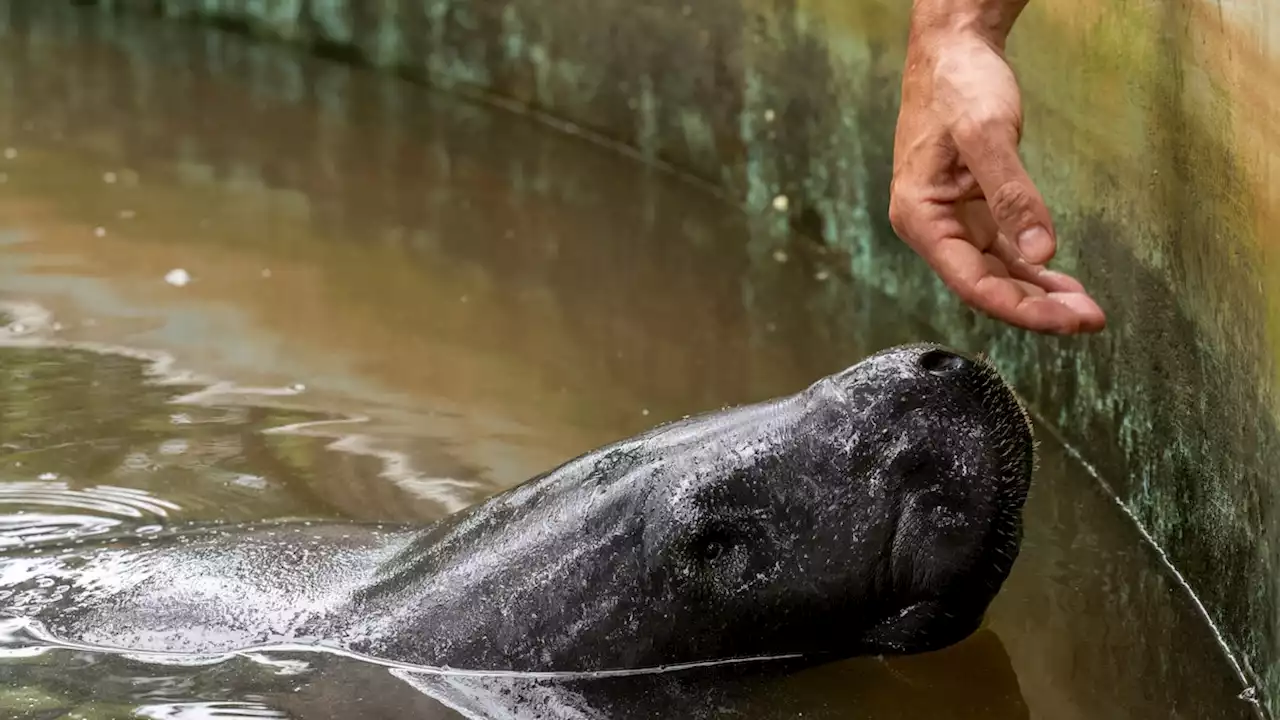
{"left": 7, "top": 323, "right": 25, "bottom": 334}
{"left": 261, "top": 268, "right": 272, "bottom": 278}
{"left": 164, "top": 268, "right": 191, "bottom": 287}
{"left": 3, "top": 148, "right": 16, "bottom": 160}
{"left": 233, "top": 474, "right": 266, "bottom": 490}
{"left": 771, "top": 194, "right": 789, "bottom": 212}
{"left": 158, "top": 439, "right": 189, "bottom": 456}
{"left": 37, "top": 472, "right": 57, "bottom": 481}
{"left": 641, "top": 409, "right": 650, "bottom": 416}
{"left": 764, "top": 109, "right": 776, "bottom": 123}
{"left": 93, "top": 227, "right": 107, "bottom": 238}
{"left": 815, "top": 269, "right": 831, "bottom": 281}
{"left": 772, "top": 249, "right": 788, "bottom": 263}
{"left": 288, "top": 383, "right": 306, "bottom": 393}
{"left": 0, "top": 173, "right": 8, "bottom": 183}
{"left": 103, "top": 171, "right": 117, "bottom": 184}
{"left": 119, "top": 209, "right": 136, "bottom": 219}
{"left": 460, "top": 295, "right": 469, "bottom": 303}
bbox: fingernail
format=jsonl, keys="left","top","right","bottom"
{"left": 1017, "top": 226, "right": 1054, "bottom": 260}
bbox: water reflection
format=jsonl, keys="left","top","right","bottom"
{"left": 0, "top": 614, "right": 1027, "bottom": 719}
{"left": 0, "top": 342, "right": 396, "bottom": 533}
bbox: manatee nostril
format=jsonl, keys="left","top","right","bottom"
{"left": 918, "top": 349, "right": 970, "bottom": 376}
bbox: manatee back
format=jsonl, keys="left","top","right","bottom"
{"left": 0, "top": 521, "right": 415, "bottom": 655}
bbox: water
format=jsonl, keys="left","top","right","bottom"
{"left": 0, "top": 3, "right": 1259, "bottom": 719}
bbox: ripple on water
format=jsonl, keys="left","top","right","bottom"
{"left": 0, "top": 298, "right": 488, "bottom": 527}
{"left": 133, "top": 702, "right": 292, "bottom": 719}
{"left": 0, "top": 481, "right": 180, "bottom": 546}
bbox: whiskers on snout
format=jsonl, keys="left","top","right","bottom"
{"left": 895, "top": 342, "right": 1037, "bottom": 480}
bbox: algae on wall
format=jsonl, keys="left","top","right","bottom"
{"left": 63, "top": 0, "right": 1280, "bottom": 716}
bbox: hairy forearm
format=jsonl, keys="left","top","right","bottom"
{"left": 909, "top": 0, "right": 1029, "bottom": 48}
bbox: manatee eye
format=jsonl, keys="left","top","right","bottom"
{"left": 700, "top": 540, "right": 724, "bottom": 562}
{"left": 689, "top": 527, "right": 734, "bottom": 564}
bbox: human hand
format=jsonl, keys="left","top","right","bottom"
{"left": 889, "top": 22, "right": 1105, "bottom": 334}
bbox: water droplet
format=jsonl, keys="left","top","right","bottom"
{"left": 772, "top": 249, "right": 788, "bottom": 263}
{"left": 772, "top": 194, "right": 789, "bottom": 212}
{"left": 164, "top": 268, "right": 191, "bottom": 287}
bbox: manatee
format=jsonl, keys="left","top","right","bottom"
{"left": 0, "top": 343, "right": 1034, "bottom": 679}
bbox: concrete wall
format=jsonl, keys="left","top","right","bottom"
{"left": 65, "top": 0, "right": 1280, "bottom": 715}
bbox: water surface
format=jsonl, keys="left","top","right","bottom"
{"left": 0, "top": 4, "right": 1259, "bottom": 719}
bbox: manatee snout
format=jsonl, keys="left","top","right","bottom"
{"left": 824, "top": 343, "right": 1034, "bottom": 656}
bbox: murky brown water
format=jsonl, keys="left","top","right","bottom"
{"left": 0, "top": 4, "right": 1260, "bottom": 719}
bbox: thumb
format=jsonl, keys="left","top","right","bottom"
{"left": 954, "top": 119, "right": 1056, "bottom": 265}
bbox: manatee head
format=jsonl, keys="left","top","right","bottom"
{"left": 355, "top": 343, "right": 1034, "bottom": 672}
{"left": 636, "top": 342, "right": 1034, "bottom": 663}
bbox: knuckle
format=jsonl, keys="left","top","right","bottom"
{"left": 887, "top": 191, "right": 912, "bottom": 236}
{"left": 952, "top": 111, "right": 1009, "bottom": 147}
{"left": 987, "top": 181, "right": 1035, "bottom": 221}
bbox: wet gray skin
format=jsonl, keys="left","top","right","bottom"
{"left": 0, "top": 343, "right": 1033, "bottom": 673}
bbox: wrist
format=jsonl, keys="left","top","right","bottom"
{"left": 908, "top": 0, "right": 1028, "bottom": 50}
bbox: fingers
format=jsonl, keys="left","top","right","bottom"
{"left": 988, "top": 228, "right": 1086, "bottom": 293}
{"left": 890, "top": 206, "right": 1100, "bottom": 333}
{"left": 952, "top": 117, "right": 1057, "bottom": 265}
{"left": 893, "top": 196, "right": 1105, "bottom": 333}
{"left": 929, "top": 233, "right": 1105, "bottom": 334}
{"left": 982, "top": 230, "right": 1106, "bottom": 331}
